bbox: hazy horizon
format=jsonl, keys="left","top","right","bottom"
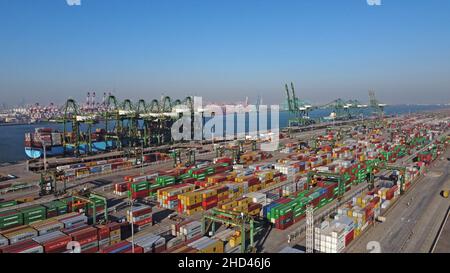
{"left": 1, "top": 1, "right": 450, "bottom": 106}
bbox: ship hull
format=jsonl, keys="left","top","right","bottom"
{"left": 25, "top": 141, "right": 116, "bottom": 158}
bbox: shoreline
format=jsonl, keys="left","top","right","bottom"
{"left": 0, "top": 121, "right": 51, "bottom": 127}
{"left": 1, "top": 107, "right": 449, "bottom": 166}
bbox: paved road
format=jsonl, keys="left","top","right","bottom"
{"left": 432, "top": 206, "right": 450, "bottom": 253}
{"left": 260, "top": 131, "right": 448, "bottom": 253}
{"left": 346, "top": 148, "right": 450, "bottom": 253}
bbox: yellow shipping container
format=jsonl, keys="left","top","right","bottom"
{"left": 347, "top": 209, "right": 353, "bottom": 218}
{"left": 199, "top": 240, "right": 224, "bottom": 253}
{"left": 110, "top": 238, "right": 121, "bottom": 245}
{"left": 3, "top": 227, "right": 36, "bottom": 238}
{"left": 221, "top": 200, "right": 238, "bottom": 210}
{"left": 186, "top": 207, "right": 203, "bottom": 216}
{"left": 237, "top": 197, "right": 250, "bottom": 206}
{"left": 179, "top": 192, "right": 203, "bottom": 206}
{"left": 202, "top": 189, "right": 217, "bottom": 199}
{"left": 229, "top": 235, "right": 242, "bottom": 248}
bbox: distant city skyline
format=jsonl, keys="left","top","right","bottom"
{"left": 1, "top": 1, "right": 450, "bottom": 105}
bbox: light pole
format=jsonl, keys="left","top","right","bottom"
{"left": 129, "top": 197, "right": 135, "bottom": 253}
{"left": 140, "top": 141, "right": 144, "bottom": 175}
{"left": 40, "top": 137, "right": 49, "bottom": 172}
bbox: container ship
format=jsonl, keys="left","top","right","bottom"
{"left": 24, "top": 128, "right": 117, "bottom": 159}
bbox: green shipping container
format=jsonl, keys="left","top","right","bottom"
{"left": 206, "top": 167, "right": 215, "bottom": 175}
{"left": 0, "top": 210, "right": 24, "bottom": 230}
{"left": 43, "top": 200, "right": 68, "bottom": 215}
{"left": 157, "top": 176, "right": 175, "bottom": 186}
{"left": 193, "top": 173, "right": 206, "bottom": 180}
{"left": 0, "top": 200, "right": 17, "bottom": 209}
{"left": 20, "top": 205, "right": 47, "bottom": 225}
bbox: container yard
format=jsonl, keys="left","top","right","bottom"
{"left": 0, "top": 109, "right": 449, "bottom": 254}
{"left": 2, "top": 2, "right": 450, "bottom": 265}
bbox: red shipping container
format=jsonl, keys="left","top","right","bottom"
{"left": 248, "top": 203, "right": 262, "bottom": 212}
{"left": 294, "top": 214, "right": 305, "bottom": 223}
{"left": 134, "top": 217, "right": 152, "bottom": 227}
{"left": 68, "top": 227, "right": 98, "bottom": 241}
{"left": 82, "top": 246, "right": 99, "bottom": 253}
{"left": 77, "top": 234, "right": 98, "bottom": 247}
{"left": 370, "top": 197, "right": 380, "bottom": 207}
{"left": 0, "top": 240, "right": 42, "bottom": 253}
{"left": 345, "top": 229, "right": 355, "bottom": 244}
{"left": 43, "top": 235, "right": 72, "bottom": 253}
{"left": 177, "top": 203, "right": 184, "bottom": 213}
{"left": 106, "top": 222, "right": 122, "bottom": 233}
{"left": 154, "top": 244, "right": 166, "bottom": 253}
{"left": 186, "top": 202, "right": 202, "bottom": 210}
{"left": 129, "top": 207, "right": 152, "bottom": 217}
{"left": 46, "top": 211, "right": 58, "bottom": 218}
{"left": 123, "top": 245, "right": 144, "bottom": 253}
{"left": 95, "top": 225, "right": 111, "bottom": 240}
{"left": 202, "top": 203, "right": 217, "bottom": 210}
{"left": 202, "top": 198, "right": 218, "bottom": 207}
{"left": 248, "top": 177, "right": 260, "bottom": 186}
{"left": 132, "top": 190, "right": 150, "bottom": 199}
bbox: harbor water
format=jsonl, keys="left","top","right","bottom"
{"left": 0, "top": 104, "right": 448, "bottom": 163}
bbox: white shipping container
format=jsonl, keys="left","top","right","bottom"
{"left": 59, "top": 215, "right": 88, "bottom": 228}
{"left": 57, "top": 165, "right": 71, "bottom": 172}
{"left": 20, "top": 244, "right": 45, "bottom": 253}
{"left": 32, "top": 231, "right": 66, "bottom": 245}
{"left": 4, "top": 229, "right": 38, "bottom": 245}
{"left": 34, "top": 222, "right": 64, "bottom": 236}
{"left": 0, "top": 235, "right": 8, "bottom": 247}
{"left": 98, "top": 238, "right": 110, "bottom": 247}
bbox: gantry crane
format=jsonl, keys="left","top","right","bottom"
{"left": 170, "top": 148, "right": 196, "bottom": 167}
{"left": 284, "top": 82, "right": 315, "bottom": 131}
{"left": 202, "top": 208, "right": 263, "bottom": 253}
{"left": 39, "top": 170, "right": 66, "bottom": 196}
{"left": 70, "top": 193, "right": 108, "bottom": 224}
{"left": 369, "top": 90, "right": 387, "bottom": 118}
{"left": 59, "top": 98, "right": 100, "bottom": 156}
{"left": 368, "top": 161, "right": 406, "bottom": 194}
{"left": 306, "top": 171, "right": 349, "bottom": 200}
{"left": 214, "top": 144, "right": 243, "bottom": 164}
{"left": 283, "top": 83, "right": 368, "bottom": 131}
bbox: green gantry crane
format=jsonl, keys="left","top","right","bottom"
{"left": 369, "top": 161, "right": 406, "bottom": 194}
{"left": 251, "top": 140, "right": 257, "bottom": 151}
{"left": 186, "top": 149, "right": 196, "bottom": 167}
{"left": 284, "top": 82, "right": 315, "bottom": 136}
{"left": 306, "top": 171, "right": 349, "bottom": 199}
{"left": 39, "top": 170, "right": 67, "bottom": 196}
{"left": 71, "top": 193, "right": 108, "bottom": 224}
{"left": 368, "top": 90, "right": 386, "bottom": 118}
{"left": 170, "top": 149, "right": 182, "bottom": 168}
{"left": 58, "top": 98, "right": 99, "bottom": 156}
{"left": 202, "top": 208, "right": 263, "bottom": 253}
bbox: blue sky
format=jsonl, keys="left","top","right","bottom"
{"left": 1, "top": 0, "right": 450, "bottom": 105}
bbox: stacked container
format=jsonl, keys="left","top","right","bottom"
{"left": 127, "top": 204, "right": 152, "bottom": 231}
{"left": 32, "top": 231, "right": 71, "bottom": 253}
